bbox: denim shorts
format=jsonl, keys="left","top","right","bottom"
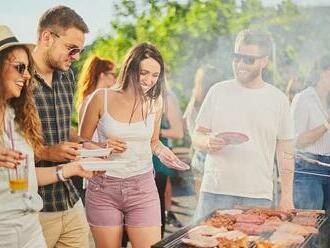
{"left": 85, "top": 170, "right": 161, "bottom": 227}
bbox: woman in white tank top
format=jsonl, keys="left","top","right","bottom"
{"left": 80, "top": 43, "right": 189, "bottom": 247}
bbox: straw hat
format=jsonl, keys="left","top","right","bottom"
{"left": 0, "top": 25, "right": 33, "bottom": 54}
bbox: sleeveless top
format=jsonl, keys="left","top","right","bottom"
{"left": 0, "top": 106, "right": 43, "bottom": 221}
{"left": 96, "top": 89, "right": 155, "bottom": 178}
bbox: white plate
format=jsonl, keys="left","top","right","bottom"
{"left": 81, "top": 160, "right": 128, "bottom": 171}
{"left": 79, "top": 148, "right": 112, "bottom": 158}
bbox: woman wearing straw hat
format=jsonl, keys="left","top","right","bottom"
{"left": 0, "top": 25, "right": 96, "bottom": 248}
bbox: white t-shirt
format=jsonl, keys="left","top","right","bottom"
{"left": 291, "top": 87, "right": 330, "bottom": 155}
{"left": 195, "top": 79, "right": 294, "bottom": 200}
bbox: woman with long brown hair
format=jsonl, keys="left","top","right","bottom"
{"left": 0, "top": 25, "right": 95, "bottom": 247}
{"left": 80, "top": 42, "right": 189, "bottom": 247}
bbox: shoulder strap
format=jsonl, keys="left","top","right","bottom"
{"left": 104, "top": 88, "right": 108, "bottom": 113}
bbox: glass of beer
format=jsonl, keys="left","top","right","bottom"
{"left": 8, "top": 155, "right": 28, "bottom": 193}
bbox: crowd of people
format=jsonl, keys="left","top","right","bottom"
{"left": 0, "top": 4, "right": 330, "bottom": 248}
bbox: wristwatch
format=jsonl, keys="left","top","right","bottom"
{"left": 56, "top": 165, "right": 67, "bottom": 182}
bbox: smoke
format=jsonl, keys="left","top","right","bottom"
{"left": 168, "top": 3, "right": 330, "bottom": 103}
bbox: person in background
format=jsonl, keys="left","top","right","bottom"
{"left": 31, "top": 6, "right": 91, "bottom": 247}
{"left": 153, "top": 88, "right": 184, "bottom": 237}
{"left": 183, "top": 64, "right": 223, "bottom": 197}
{"left": 285, "top": 75, "right": 301, "bottom": 103}
{"left": 74, "top": 54, "right": 116, "bottom": 202}
{"left": 291, "top": 54, "right": 330, "bottom": 248}
{"left": 80, "top": 42, "right": 189, "bottom": 247}
{"left": 76, "top": 54, "right": 116, "bottom": 127}
{"left": 192, "top": 29, "right": 294, "bottom": 220}
{"left": 0, "top": 25, "right": 95, "bottom": 248}
{"left": 282, "top": 64, "right": 302, "bottom": 103}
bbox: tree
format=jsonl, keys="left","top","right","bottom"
{"left": 80, "top": 1, "right": 303, "bottom": 101}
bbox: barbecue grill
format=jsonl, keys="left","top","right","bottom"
{"left": 151, "top": 210, "right": 328, "bottom": 248}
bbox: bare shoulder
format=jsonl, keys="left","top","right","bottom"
{"left": 107, "top": 88, "right": 122, "bottom": 98}
{"left": 88, "top": 88, "right": 106, "bottom": 109}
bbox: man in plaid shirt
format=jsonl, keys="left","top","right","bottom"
{"left": 32, "top": 6, "right": 90, "bottom": 248}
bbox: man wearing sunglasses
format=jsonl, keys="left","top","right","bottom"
{"left": 192, "top": 29, "right": 295, "bottom": 219}
{"left": 31, "top": 6, "right": 90, "bottom": 248}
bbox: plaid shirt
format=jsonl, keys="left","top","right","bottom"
{"left": 33, "top": 70, "right": 80, "bottom": 212}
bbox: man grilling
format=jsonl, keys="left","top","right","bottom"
{"left": 192, "top": 29, "right": 294, "bottom": 220}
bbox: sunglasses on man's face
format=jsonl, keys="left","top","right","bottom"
{"left": 50, "top": 31, "right": 84, "bottom": 57}
{"left": 233, "top": 53, "right": 265, "bottom": 65}
{"left": 7, "top": 62, "right": 29, "bottom": 75}
{"left": 67, "top": 47, "right": 85, "bottom": 57}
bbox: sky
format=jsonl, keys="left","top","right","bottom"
{"left": 0, "top": 0, "right": 117, "bottom": 45}
{"left": 1, "top": 0, "right": 329, "bottom": 46}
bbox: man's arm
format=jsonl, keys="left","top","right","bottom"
{"left": 276, "top": 139, "right": 294, "bottom": 210}
{"left": 36, "top": 142, "right": 80, "bottom": 163}
{"left": 192, "top": 126, "right": 211, "bottom": 152}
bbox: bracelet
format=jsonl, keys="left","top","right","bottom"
{"left": 56, "top": 165, "right": 67, "bottom": 182}
{"left": 324, "top": 121, "right": 330, "bottom": 131}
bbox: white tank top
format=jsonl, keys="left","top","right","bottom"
{"left": 96, "top": 89, "right": 155, "bottom": 178}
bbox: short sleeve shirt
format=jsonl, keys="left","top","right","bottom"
{"left": 195, "top": 80, "right": 294, "bottom": 200}
{"left": 32, "top": 70, "right": 80, "bottom": 212}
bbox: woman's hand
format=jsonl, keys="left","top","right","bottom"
{"left": 105, "top": 138, "right": 127, "bottom": 154}
{"left": 0, "top": 146, "right": 24, "bottom": 168}
{"left": 157, "top": 146, "right": 190, "bottom": 171}
{"left": 63, "top": 159, "right": 105, "bottom": 179}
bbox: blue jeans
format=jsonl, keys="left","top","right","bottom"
{"left": 294, "top": 153, "right": 330, "bottom": 248}
{"left": 194, "top": 192, "right": 271, "bottom": 221}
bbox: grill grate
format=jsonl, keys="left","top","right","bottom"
{"left": 249, "top": 214, "right": 327, "bottom": 248}
{"left": 152, "top": 212, "right": 328, "bottom": 248}
{"left": 294, "top": 214, "right": 327, "bottom": 248}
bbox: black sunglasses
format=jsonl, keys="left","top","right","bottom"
{"left": 7, "top": 62, "right": 29, "bottom": 75}
{"left": 233, "top": 53, "right": 265, "bottom": 65}
{"left": 50, "top": 31, "right": 84, "bottom": 57}
{"left": 67, "top": 47, "right": 85, "bottom": 57}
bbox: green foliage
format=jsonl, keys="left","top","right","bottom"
{"left": 80, "top": 0, "right": 304, "bottom": 99}
{"left": 72, "top": 0, "right": 330, "bottom": 135}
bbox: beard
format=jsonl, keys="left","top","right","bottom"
{"left": 234, "top": 66, "right": 260, "bottom": 85}
{"left": 45, "top": 49, "right": 69, "bottom": 72}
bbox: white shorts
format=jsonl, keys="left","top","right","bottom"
{"left": 0, "top": 213, "right": 46, "bottom": 248}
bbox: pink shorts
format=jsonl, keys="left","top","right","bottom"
{"left": 85, "top": 171, "right": 161, "bottom": 227}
